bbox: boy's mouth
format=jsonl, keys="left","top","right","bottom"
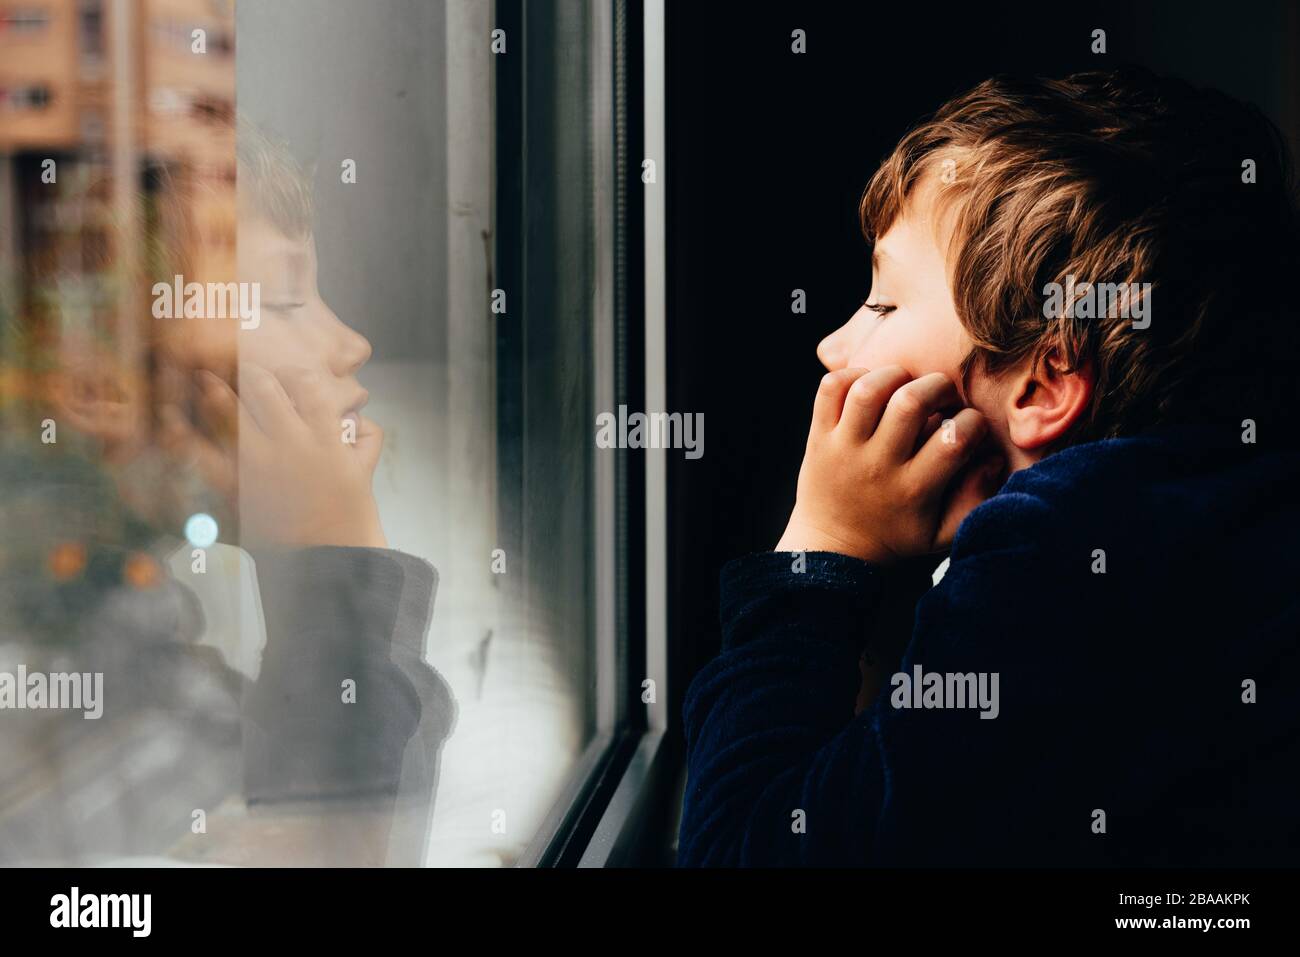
{"left": 341, "top": 389, "right": 369, "bottom": 426}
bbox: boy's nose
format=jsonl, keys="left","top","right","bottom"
{"left": 818, "top": 308, "right": 880, "bottom": 372}
{"left": 817, "top": 324, "right": 851, "bottom": 372}
{"left": 331, "top": 320, "right": 373, "bottom": 376}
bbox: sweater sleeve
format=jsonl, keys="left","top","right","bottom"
{"left": 678, "top": 492, "right": 1061, "bottom": 867}
{"left": 678, "top": 550, "right": 893, "bottom": 865}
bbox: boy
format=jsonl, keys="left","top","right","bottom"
{"left": 678, "top": 68, "right": 1300, "bottom": 866}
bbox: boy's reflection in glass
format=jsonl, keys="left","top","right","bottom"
{"left": 0, "top": 124, "right": 455, "bottom": 865}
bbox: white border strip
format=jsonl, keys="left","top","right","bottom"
{"left": 643, "top": 0, "right": 668, "bottom": 734}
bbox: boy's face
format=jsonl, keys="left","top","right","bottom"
{"left": 235, "top": 215, "right": 372, "bottom": 420}
{"left": 161, "top": 214, "right": 373, "bottom": 421}
{"left": 815, "top": 178, "right": 1017, "bottom": 457}
{"left": 818, "top": 179, "right": 970, "bottom": 387}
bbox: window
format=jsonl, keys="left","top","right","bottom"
{"left": 0, "top": 0, "right": 649, "bottom": 867}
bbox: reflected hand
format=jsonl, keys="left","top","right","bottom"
{"left": 163, "top": 363, "right": 386, "bottom": 548}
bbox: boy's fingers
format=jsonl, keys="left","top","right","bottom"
{"left": 160, "top": 404, "right": 237, "bottom": 497}
{"left": 917, "top": 411, "right": 944, "bottom": 453}
{"left": 237, "top": 362, "right": 301, "bottom": 439}
{"left": 932, "top": 447, "right": 1007, "bottom": 549}
{"left": 195, "top": 370, "right": 237, "bottom": 444}
{"left": 275, "top": 366, "right": 337, "bottom": 438}
{"left": 908, "top": 406, "right": 990, "bottom": 493}
{"left": 196, "top": 369, "right": 257, "bottom": 450}
{"left": 875, "top": 372, "right": 961, "bottom": 460}
{"left": 839, "top": 365, "right": 913, "bottom": 440}
{"left": 811, "top": 367, "right": 872, "bottom": 431}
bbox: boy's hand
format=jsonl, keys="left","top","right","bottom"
{"left": 775, "top": 366, "right": 1005, "bottom": 564}
{"left": 163, "top": 363, "right": 387, "bottom": 548}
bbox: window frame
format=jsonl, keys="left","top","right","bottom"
{"left": 492, "top": 0, "right": 671, "bottom": 868}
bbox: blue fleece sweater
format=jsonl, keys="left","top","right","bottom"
{"left": 678, "top": 425, "right": 1300, "bottom": 866}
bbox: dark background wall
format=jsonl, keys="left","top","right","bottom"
{"left": 664, "top": 1, "right": 1300, "bottom": 729}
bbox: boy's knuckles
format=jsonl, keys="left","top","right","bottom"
{"left": 862, "top": 456, "right": 890, "bottom": 483}
{"left": 887, "top": 387, "right": 926, "bottom": 419}
{"left": 847, "top": 379, "right": 883, "bottom": 408}
{"left": 239, "top": 366, "right": 275, "bottom": 393}
{"left": 817, "top": 370, "right": 846, "bottom": 395}
{"left": 251, "top": 379, "right": 283, "bottom": 404}
{"left": 952, "top": 409, "right": 988, "bottom": 441}
{"left": 247, "top": 372, "right": 274, "bottom": 392}
{"left": 819, "top": 368, "right": 862, "bottom": 396}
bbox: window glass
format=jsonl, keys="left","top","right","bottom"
{"left": 0, "top": 0, "right": 607, "bottom": 867}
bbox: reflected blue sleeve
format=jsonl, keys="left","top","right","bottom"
{"left": 242, "top": 547, "right": 456, "bottom": 805}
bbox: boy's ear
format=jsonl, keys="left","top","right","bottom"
{"left": 1004, "top": 348, "right": 1094, "bottom": 452}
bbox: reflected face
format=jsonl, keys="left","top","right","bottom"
{"left": 160, "top": 215, "right": 374, "bottom": 423}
